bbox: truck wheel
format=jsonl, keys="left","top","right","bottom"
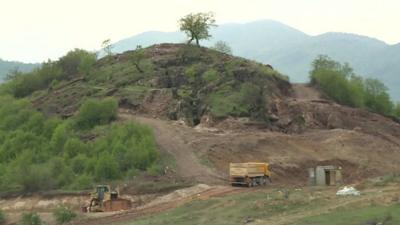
{"left": 262, "top": 177, "right": 267, "bottom": 186}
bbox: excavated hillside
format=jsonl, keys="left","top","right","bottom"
{"left": 32, "top": 43, "right": 400, "bottom": 185}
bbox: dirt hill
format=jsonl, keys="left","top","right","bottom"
{"left": 32, "top": 43, "right": 400, "bottom": 185}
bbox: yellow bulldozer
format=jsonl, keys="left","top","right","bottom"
{"left": 87, "top": 185, "right": 132, "bottom": 212}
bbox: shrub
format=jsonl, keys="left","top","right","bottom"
{"left": 146, "top": 163, "right": 163, "bottom": 176}
{"left": 63, "top": 138, "right": 87, "bottom": 158}
{"left": 58, "top": 49, "right": 97, "bottom": 78}
{"left": 95, "top": 152, "right": 120, "bottom": 181}
{"left": 13, "top": 155, "right": 55, "bottom": 192}
{"left": 69, "top": 174, "right": 93, "bottom": 190}
{"left": 394, "top": 103, "right": 400, "bottom": 118}
{"left": 50, "top": 123, "right": 70, "bottom": 153}
{"left": 202, "top": 69, "right": 219, "bottom": 82}
{"left": 53, "top": 205, "right": 77, "bottom": 224}
{"left": 71, "top": 154, "right": 88, "bottom": 174}
{"left": 212, "top": 41, "right": 232, "bottom": 54}
{"left": 208, "top": 82, "right": 264, "bottom": 118}
{"left": 21, "top": 212, "right": 42, "bottom": 225}
{"left": 75, "top": 98, "right": 118, "bottom": 129}
{"left": 0, "top": 210, "right": 6, "bottom": 225}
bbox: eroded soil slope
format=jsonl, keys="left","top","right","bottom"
{"left": 118, "top": 84, "right": 400, "bottom": 185}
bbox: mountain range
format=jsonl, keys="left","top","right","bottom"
{"left": 111, "top": 20, "right": 400, "bottom": 101}
{"left": 0, "top": 58, "right": 39, "bottom": 80}
{"left": 1, "top": 20, "right": 399, "bottom": 101}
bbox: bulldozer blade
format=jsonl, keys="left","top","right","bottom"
{"left": 102, "top": 199, "right": 132, "bottom": 212}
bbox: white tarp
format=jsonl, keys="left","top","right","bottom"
{"left": 336, "top": 186, "right": 361, "bottom": 196}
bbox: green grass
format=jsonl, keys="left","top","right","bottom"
{"left": 124, "top": 189, "right": 327, "bottom": 225}
{"left": 292, "top": 203, "right": 400, "bottom": 225}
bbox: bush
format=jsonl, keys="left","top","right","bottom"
{"left": 21, "top": 212, "right": 42, "bottom": 225}
{"left": 71, "top": 154, "right": 88, "bottom": 174}
{"left": 53, "top": 205, "right": 77, "bottom": 224}
{"left": 208, "top": 82, "right": 264, "bottom": 118}
{"left": 14, "top": 163, "right": 56, "bottom": 192}
{"left": 69, "top": 174, "right": 93, "bottom": 190}
{"left": 146, "top": 163, "right": 163, "bottom": 176}
{"left": 75, "top": 97, "right": 118, "bottom": 129}
{"left": 202, "top": 69, "right": 219, "bottom": 82}
{"left": 394, "top": 103, "right": 400, "bottom": 118}
{"left": 95, "top": 152, "right": 120, "bottom": 181}
{"left": 0, "top": 210, "right": 6, "bottom": 225}
{"left": 58, "top": 49, "right": 97, "bottom": 78}
{"left": 212, "top": 41, "right": 232, "bottom": 55}
{"left": 63, "top": 138, "right": 87, "bottom": 158}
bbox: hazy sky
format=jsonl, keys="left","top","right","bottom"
{"left": 1, "top": 0, "right": 399, "bottom": 63}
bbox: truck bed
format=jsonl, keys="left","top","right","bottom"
{"left": 229, "top": 163, "right": 269, "bottom": 178}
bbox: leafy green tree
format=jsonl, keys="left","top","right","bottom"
{"left": 102, "top": 39, "right": 113, "bottom": 56}
{"left": 212, "top": 41, "right": 232, "bottom": 54}
{"left": 78, "top": 52, "right": 97, "bottom": 76}
{"left": 50, "top": 123, "right": 69, "bottom": 154}
{"left": 129, "top": 46, "right": 145, "bottom": 73}
{"left": 75, "top": 98, "right": 118, "bottom": 129}
{"left": 95, "top": 152, "right": 120, "bottom": 180}
{"left": 394, "top": 103, "right": 400, "bottom": 118}
{"left": 58, "top": 49, "right": 97, "bottom": 78}
{"left": 63, "top": 138, "right": 87, "bottom": 158}
{"left": 364, "top": 78, "right": 393, "bottom": 114}
{"left": 71, "top": 154, "right": 88, "bottom": 174}
{"left": 310, "top": 55, "right": 395, "bottom": 115}
{"left": 53, "top": 205, "right": 76, "bottom": 224}
{"left": 179, "top": 12, "right": 216, "bottom": 46}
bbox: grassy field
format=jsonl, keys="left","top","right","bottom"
{"left": 123, "top": 184, "right": 400, "bottom": 225}
{"left": 293, "top": 204, "right": 400, "bottom": 225}
{"left": 123, "top": 188, "right": 328, "bottom": 225}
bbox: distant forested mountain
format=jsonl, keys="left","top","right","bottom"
{"left": 111, "top": 20, "right": 400, "bottom": 101}
{"left": 0, "top": 58, "right": 39, "bottom": 80}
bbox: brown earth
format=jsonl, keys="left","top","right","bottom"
{"left": 116, "top": 84, "right": 400, "bottom": 186}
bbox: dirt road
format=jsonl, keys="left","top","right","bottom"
{"left": 119, "top": 109, "right": 224, "bottom": 184}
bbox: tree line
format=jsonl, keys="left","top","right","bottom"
{"left": 310, "top": 55, "right": 400, "bottom": 118}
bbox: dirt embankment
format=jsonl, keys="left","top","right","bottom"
{"left": 117, "top": 84, "right": 400, "bottom": 186}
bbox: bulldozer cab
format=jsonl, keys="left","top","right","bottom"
{"left": 87, "top": 185, "right": 131, "bottom": 212}
{"left": 96, "top": 185, "right": 110, "bottom": 201}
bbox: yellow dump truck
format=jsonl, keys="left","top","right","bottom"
{"left": 230, "top": 162, "right": 272, "bottom": 187}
